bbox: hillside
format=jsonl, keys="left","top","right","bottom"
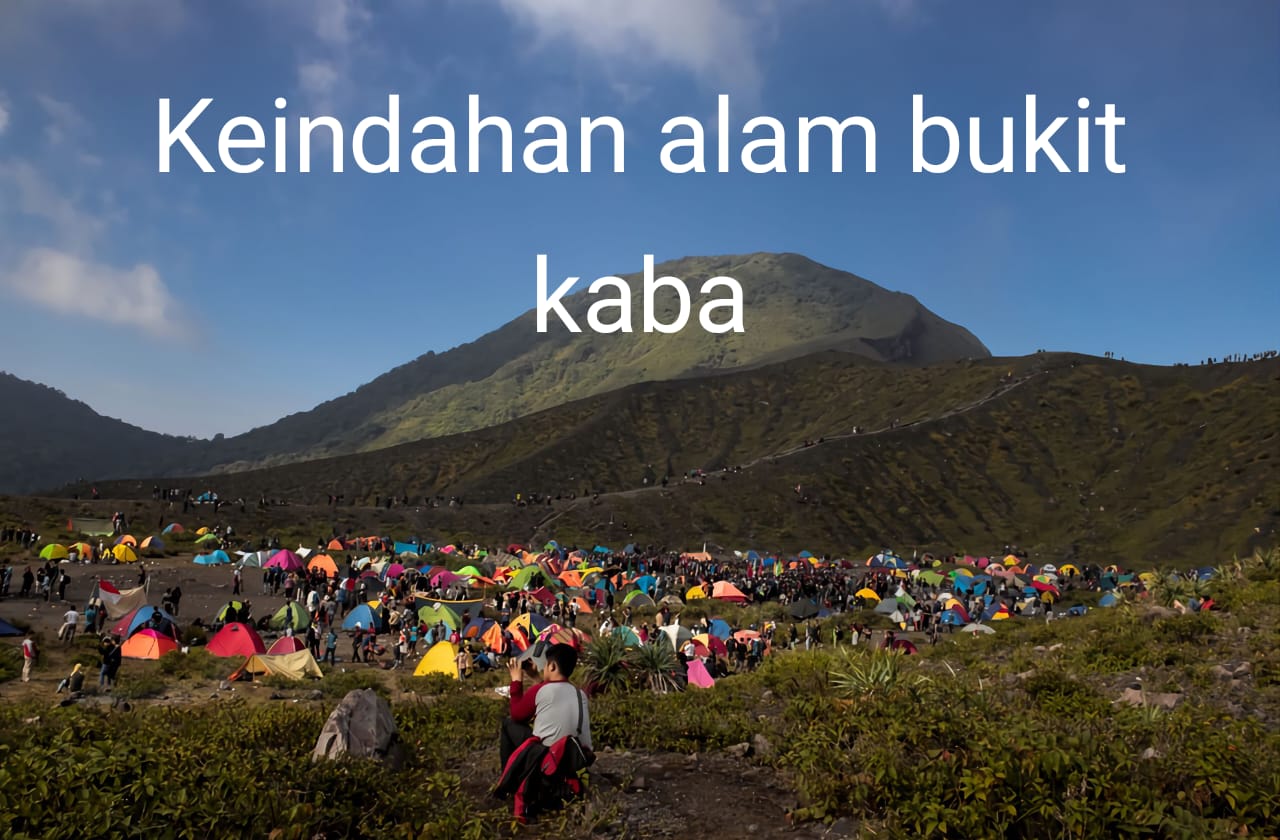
{"left": 74, "top": 354, "right": 1280, "bottom": 565}
{"left": 0, "top": 253, "right": 986, "bottom": 492}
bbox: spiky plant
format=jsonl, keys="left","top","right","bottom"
{"left": 580, "top": 633, "right": 630, "bottom": 695}
{"left": 626, "top": 641, "right": 685, "bottom": 694}
{"left": 829, "top": 648, "right": 930, "bottom": 700}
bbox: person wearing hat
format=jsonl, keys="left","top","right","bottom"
{"left": 499, "top": 641, "right": 593, "bottom": 769}
{"left": 56, "top": 663, "right": 85, "bottom": 695}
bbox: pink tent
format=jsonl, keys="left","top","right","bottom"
{"left": 265, "top": 550, "right": 303, "bottom": 572}
{"left": 431, "top": 569, "right": 462, "bottom": 587}
{"left": 383, "top": 563, "right": 406, "bottom": 579}
{"left": 267, "top": 636, "right": 306, "bottom": 655}
{"left": 686, "top": 659, "right": 715, "bottom": 689}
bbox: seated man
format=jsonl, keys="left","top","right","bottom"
{"left": 495, "top": 642, "right": 594, "bottom": 822}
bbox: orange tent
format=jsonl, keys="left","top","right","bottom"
{"left": 121, "top": 629, "right": 178, "bottom": 660}
{"left": 326, "top": 539, "right": 346, "bottom": 551}
{"left": 481, "top": 622, "right": 507, "bottom": 654}
{"left": 711, "top": 581, "right": 749, "bottom": 604}
{"left": 571, "top": 596, "right": 594, "bottom": 614}
{"left": 307, "top": 554, "right": 339, "bottom": 578}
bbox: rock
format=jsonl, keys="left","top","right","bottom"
{"left": 307, "top": 690, "right": 324, "bottom": 701}
{"left": 269, "top": 692, "right": 285, "bottom": 700}
{"left": 751, "top": 733, "right": 773, "bottom": 758}
{"left": 1234, "top": 662, "right": 1253, "bottom": 678}
{"left": 1141, "top": 748, "right": 1163, "bottom": 760}
{"left": 726, "top": 742, "right": 752, "bottom": 759}
{"left": 1116, "top": 688, "right": 1182, "bottom": 710}
{"left": 1015, "top": 670, "right": 1035, "bottom": 681}
{"left": 627, "top": 775, "right": 647, "bottom": 792}
{"left": 1048, "top": 643, "right": 1064, "bottom": 652}
{"left": 1033, "top": 645, "right": 1046, "bottom": 653}
{"left": 1211, "top": 665, "right": 1233, "bottom": 681}
{"left": 827, "top": 817, "right": 857, "bottom": 838}
{"left": 312, "top": 688, "right": 405, "bottom": 768}
{"left": 218, "top": 681, "right": 231, "bottom": 691}
{"left": 761, "top": 689, "right": 774, "bottom": 702}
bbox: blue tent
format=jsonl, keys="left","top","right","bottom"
{"left": 1067, "top": 605, "right": 1088, "bottom": 616}
{"left": 745, "top": 550, "right": 761, "bottom": 562}
{"left": 632, "top": 575, "right": 656, "bottom": 595}
{"left": 394, "top": 541, "right": 419, "bottom": 556}
{"left": 194, "top": 550, "right": 231, "bottom": 565}
{"left": 940, "top": 609, "right": 966, "bottom": 626}
{"left": 126, "top": 606, "right": 178, "bottom": 638}
{"left": 0, "top": 617, "right": 22, "bottom": 636}
{"left": 798, "top": 550, "right": 814, "bottom": 559}
{"left": 592, "top": 545, "right": 611, "bottom": 554}
{"left": 622, "top": 544, "right": 636, "bottom": 555}
{"left": 707, "top": 619, "right": 731, "bottom": 640}
{"left": 342, "top": 603, "right": 378, "bottom": 630}
{"left": 1098, "top": 592, "right": 1120, "bottom": 608}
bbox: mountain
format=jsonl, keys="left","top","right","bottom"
{"left": 0, "top": 373, "right": 193, "bottom": 494}
{"left": 0, "top": 252, "right": 988, "bottom": 491}
{"left": 74, "top": 353, "right": 1280, "bottom": 564}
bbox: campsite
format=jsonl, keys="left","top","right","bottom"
{"left": 1, "top": 509, "right": 1277, "bottom": 838}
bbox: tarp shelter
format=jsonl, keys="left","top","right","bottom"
{"left": 121, "top": 628, "right": 178, "bottom": 660}
{"left": 95, "top": 581, "right": 148, "bottom": 619}
{"left": 270, "top": 603, "right": 310, "bottom": 632}
{"left": 267, "top": 636, "right": 306, "bottom": 655}
{"left": 230, "top": 650, "right": 324, "bottom": 681}
{"left": 207, "top": 622, "right": 267, "bottom": 657}
{"left": 413, "top": 641, "right": 460, "bottom": 678}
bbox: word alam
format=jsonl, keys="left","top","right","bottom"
{"left": 158, "top": 94, "right": 1125, "bottom": 175}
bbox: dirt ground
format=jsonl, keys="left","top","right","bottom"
{"left": 0, "top": 553, "right": 850, "bottom": 838}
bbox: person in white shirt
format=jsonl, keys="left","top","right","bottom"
{"left": 60, "top": 606, "right": 79, "bottom": 644}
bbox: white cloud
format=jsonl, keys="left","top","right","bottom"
{"left": 497, "top": 0, "right": 766, "bottom": 95}
{"left": 0, "top": 160, "right": 109, "bottom": 250}
{"left": 35, "top": 94, "right": 86, "bottom": 145}
{"left": 298, "top": 60, "right": 342, "bottom": 110}
{"left": 2, "top": 248, "right": 186, "bottom": 339}
{"left": 0, "top": 93, "right": 9, "bottom": 135}
{"left": 308, "top": 0, "right": 373, "bottom": 45}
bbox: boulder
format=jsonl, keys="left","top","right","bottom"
{"left": 726, "top": 742, "right": 751, "bottom": 759}
{"left": 751, "top": 733, "right": 774, "bottom": 759}
{"left": 312, "top": 688, "right": 404, "bottom": 767}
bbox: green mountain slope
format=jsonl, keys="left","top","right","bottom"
{"left": 78, "top": 354, "right": 1280, "bottom": 564}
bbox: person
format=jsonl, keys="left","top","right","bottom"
{"left": 21, "top": 631, "right": 37, "bottom": 682}
{"left": 500, "top": 642, "right": 593, "bottom": 767}
{"left": 59, "top": 605, "right": 78, "bottom": 644}
{"left": 56, "top": 663, "right": 86, "bottom": 695}
{"left": 99, "top": 636, "right": 121, "bottom": 688}
{"left": 323, "top": 627, "right": 338, "bottom": 666}
{"left": 495, "top": 642, "right": 594, "bottom": 822}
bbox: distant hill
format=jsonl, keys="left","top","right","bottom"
{"left": 0, "top": 252, "right": 988, "bottom": 491}
{"left": 76, "top": 354, "right": 1280, "bottom": 564}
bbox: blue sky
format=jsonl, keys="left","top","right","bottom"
{"left": 0, "top": 0, "right": 1276, "bottom": 437}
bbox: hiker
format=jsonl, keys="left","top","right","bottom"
{"left": 495, "top": 642, "right": 594, "bottom": 822}
{"left": 21, "top": 631, "right": 38, "bottom": 682}
{"left": 59, "top": 606, "right": 78, "bottom": 644}
{"left": 323, "top": 627, "right": 338, "bottom": 665}
{"left": 99, "top": 636, "right": 121, "bottom": 688}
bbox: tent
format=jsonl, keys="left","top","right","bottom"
{"left": 230, "top": 650, "right": 324, "bottom": 681}
{"left": 162, "top": 523, "right": 185, "bottom": 534}
{"left": 659, "top": 623, "right": 693, "bottom": 649}
{"left": 1098, "top": 592, "right": 1121, "bottom": 608}
{"left": 0, "top": 618, "right": 23, "bottom": 636}
{"left": 140, "top": 536, "right": 165, "bottom": 553}
{"left": 112, "top": 544, "right": 138, "bottom": 563}
{"left": 39, "top": 544, "right": 69, "bottom": 561}
{"left": 307, "top": 554, "right": 338, "bottom": 578}
{"left": 207, "top": 622, "right": 267, "bottom": 657}
{"left": 686, "top": 659, "right": 715, "bottom": 688}
{"left": 267, "top": 636, "right": 306, "bottom": 655}
{"left": 342, "top": 603, "right": 378, "bottom": 631}
{"left": 418, "top": 603, "right": 461, "bottom": 631}
{"left": 270, "top": 603, "right": 310, "bottom": 632}
{"left": 706, "top": 619, "right": 731, "bottom": 640}
{"left": 710, "top": 581, "right": 749, "bottom": 604}
{"left": 121, "top": 629, "right": 178, "bottom": 660}
{"left": 265, "top": 550, "right": 304, "bottom": 572}
{"left": 194, "top": 550, "right": 231, "bottom": 565}
{"left": 413, "top": 641, "right": 460, "bottom": 678}
{"left": 115, "top": 535, "right": 138, "bottom": 547}
{"left": 216, "top": 600, "right": 250, "bottom": 623}
{"left": 623, "top": 591, "right": 655, "bottom": 608}
{"left": 113, "top": 605, "right": 178, "bottom": 640}
{"left": 94, "top": 581, "right": 148, "bottom": 619}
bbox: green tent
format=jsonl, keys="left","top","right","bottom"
{"left": 270, "top": 603, "right": 310, "bottom": 632}
{"left": 418, "top": 603, "right": 460, "bottom": 630}
{"left": 506, "top": 566, "right": 550, "bottom": 590}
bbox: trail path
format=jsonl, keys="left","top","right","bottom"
{"left": 527, "top": 367, "right": 1049, "bottom": 540}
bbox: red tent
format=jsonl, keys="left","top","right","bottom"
{"left": 267, "top": 636, "right": 306, "bottom": 655}
{"left": 207, "top": 622, "right": 267, "bottom": 658}
{"left": 710, "top": 581, "right": 749, "bottom": 604}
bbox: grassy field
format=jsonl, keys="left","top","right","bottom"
{"left": 1, "top": 548, "right": 1277, "bottom": 838}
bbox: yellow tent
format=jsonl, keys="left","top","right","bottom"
{"left": 196, "top": 527, "right": 211, "bottom": 536}
{"left": 112, "top": 544, "right": 138, "bottom": 563}
{"left": 1059, "top": 564, "right": 1081, "bottom": 577}
{"left": 855, "top": 588, "right": 880, "bottom": 601}
{"left": 230, "top": 650, "right": 324, "bottom": 681}
{"left": 414, "top": 641, "right": 460, "bottom": 679}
